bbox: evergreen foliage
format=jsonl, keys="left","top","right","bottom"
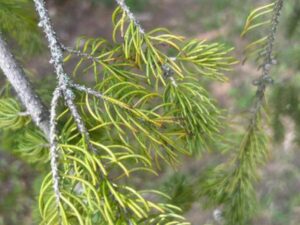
{"left": 161, "top": 174, "right": 196, "bottom": 212}
{"left": 0, "top": 0, "right": 289, "bottom": 224}
{"left": 199, "top": 1, "right": 284, "bottom": 224}
{"left": 0, "top": 98, "right": 30, "bottom": 130}
{"left": 1, "top": 0, "right": 234, "bottom": 224}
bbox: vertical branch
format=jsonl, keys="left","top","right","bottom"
{"left": 199, "top": 2, "right": 285, "bottom": 224}
{"left": 33, "top": 0, "right": 68, "bottom": 89}
{"left": 252, "top": 0, "right": 284, "bottom": 118}
{"left": 33, "top": 0, "right": 92, "bottom": 145}
{"left": 33, "top": 0, "right": 88, "bottom": 219}
{"left": 0, "top": 33, "right": 50, "bottom": 138}
{"left": 33, "top": 0, "right": 103, "bottom": 217}
{"left": 49, "top": 87, "right": 62, "bottom": 206}
{"left": 226, "top": 1, "right": 284, "bottom": 223}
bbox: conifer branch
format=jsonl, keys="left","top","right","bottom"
{"left": 0, "top": 0, "right": 246, "bottom": 224}
{"left": 200, "top": 1, "right": 284, "bottom": 224}
{"left": 33, "top": 0, "right": 99, "bottom": 152}
{"left": 115, "top": 0, "right": 179, "bottom": 87}
{"left": 251, "top": 0, "right": 283, "bottom": 118}
{"left": 0, "top": 33, "right": 50, "bottom": 137}
{"left": 32, "top": 3, "right": 174, "bottom": 224}
{"left": 33, "top": 0, "right": 99, "bottom": 218}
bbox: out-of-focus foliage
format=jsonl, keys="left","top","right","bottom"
{"left": 199, "top": 113, "right": 269, "bottom": 225}
{"left": 271, "top": 77, "right": 300, "bottom": 145}
{"left": 0, "top": 151, "right": 37, "bottom": 225}
{"left": 286, "top": 0, "right": 300, "bottom": 37}
{"left": 0, "top": 98, "right": 30, "bottom": 130}
{"left": 0, "top": 0, "right": 43, "bottom": 55}
{"left": 161, "top": 173, "right": 196, "bottom": 212}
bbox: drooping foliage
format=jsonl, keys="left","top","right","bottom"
{"left": 0, "top": 0, "right": 236, "bottom": 224}
{"left": 199, "top": 1, "right": 283, "bottom": 224}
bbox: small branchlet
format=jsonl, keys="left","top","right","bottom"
{"left": 113, "top": 0, "right": 233, "bottom": 154}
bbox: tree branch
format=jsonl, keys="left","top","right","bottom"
{"left": 33, "top": 0, "right": 94, "bottom": 147}
{"left": 33, "top": 0, "right": 102, "bottom": 212}
{"left": 251, "top": 0, "right": 283, "bottom": 119}
{"left": 0, "top": 33, "right": 50, "bottom": 138}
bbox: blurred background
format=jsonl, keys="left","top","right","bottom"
{"left": 0, "top": 0, "right": 300, "bottom": 224}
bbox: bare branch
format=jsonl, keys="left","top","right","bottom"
{"left": 33, "top": 0, "right": 92, "bottom": 140}
{"left": 251, "top": 0, "right": 283, "bottom": 120}
{"left": 0, "top": 33, "right": 50, "bottom": 138}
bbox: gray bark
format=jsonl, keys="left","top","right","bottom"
{"left": 0, "top": 34, "right": 50, "bottom": 138}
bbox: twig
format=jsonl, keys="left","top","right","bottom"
{"left": 61, "top": 45, "right": 98, "bottom": 62}
{"left": 162, "top": 64, "right": 178, "bottom": 87}
{"left": 70, "top": 83, "right": 104, "bottom": 98}
{"left": 251, "top": 0, "right": 283, "bottom": 120}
